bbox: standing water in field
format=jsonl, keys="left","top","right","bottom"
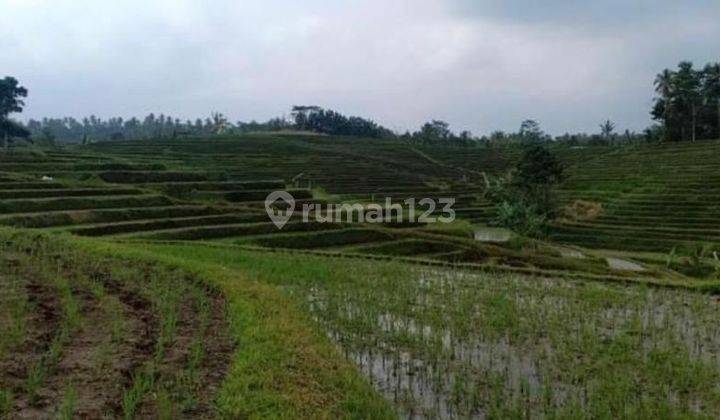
{"left": 558, "top": 247, "right": 586, "bottom": 259}
{"left": 303, "top": 268, "right": 720, "bottom": 417}
{"left": 473, "top": 227, "right": 512, "bottom": 243}
{"left": 606, "top": 257, "right": 646, "bottom": 271}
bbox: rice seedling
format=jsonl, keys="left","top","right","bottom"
{"left": 0, "top": 390, "right": 12, "bottom": 419}
{"left": 57, "top": 386, "right": 77, "bottom": 420}
{"left": 25, "top": 269, "right": 83, "bottom": 405}
{"left": 122, "top": 369, "right": 155, "bottom": 419}
{"left": 0, "top": 275, "right": 29, "bottom": 360}
{"left": 304, "top": 268, "right": 720, "bottom": 417}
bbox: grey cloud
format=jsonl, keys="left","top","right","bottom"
{"left": 450, "top": 0, "right": 719, "bottom": 28}
{"left": 0, "top": 0, "right": 718, "bottom": 136}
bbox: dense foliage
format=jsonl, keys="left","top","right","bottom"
{"left": 485, "top": 145, "right": 564, "bottom": 237}
{"left": 19, "top": 107, "right": 392, "bottom": 143}
{"left": 22, "top": 112, "right": 293, "bottom": 143}
{"left": 291, "top": 105, "right": 395, "bottom": 138}
{"left": 0, "top": 76, "right": 30, "bottom": 147}
{"left": 652, "top": 61, "right": 720, "bottom": 141}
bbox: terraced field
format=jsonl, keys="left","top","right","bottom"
{"left": 551, "top": 141, "right": 720, "bottom": 253}
{"left": 2, "top": 135, "right": 720, "bottom": 417}
{"left": 0, "top": 139, "right": 669, "bottom": 285}
{"left": 419, "top": 140, "right": 720, "bottom": 253}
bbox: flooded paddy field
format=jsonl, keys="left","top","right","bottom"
{"left": 300, "top": 268, "right": 720, "bottom": 417}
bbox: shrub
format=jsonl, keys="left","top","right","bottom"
{"left": 494, "top": 201, "right": 547, "bottom": 238}
{"left": 483, "top": 145, "right": 564, "bottom": 238}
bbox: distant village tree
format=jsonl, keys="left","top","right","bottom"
{"left": 291, "top": 105, "right": 323, "bottom": 130}
{"left": 519, "top": 119, "right": 545, "bottom": 144}
{"left": 414, "top": 120, "right": 452, "bottom": 143}
{"left": 600, "top": 120, "right": 616, "bottom": 141}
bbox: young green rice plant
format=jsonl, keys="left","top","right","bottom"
{"left": 186, "top": 285, "right": 212, "bottom": 376}
{"left": 26, "top": 273, "right": 83, "bottom": 405}
{"left": 149, "top": 276, "right": 183, "bottom": 362}
{"left": 0, "top": 275, "right": 29, "bottom": 360}
{"left": 0, "top": 227, "right": 240, "bottom": 417}
{"left": 115, "top": 270, "right": 184, "bottom": 415}
{"left": 106, "top": 297, "right": 127, "bottom": 344}
{"left": 114, "top": 265, "right": 211, "bottom": 415}
{"left": 160, "top": 282, "right": 213, "bottom": 414}
{"left": 122, "top": 368, "right": 155, "bottom": 420}
{"left": 91, "top": 336, "right": 114, "bottom": 378}
{"left": 25, "top": 337, "right": 59, "bottom": 405}
{"left": 0, "top": 390, "right": 12, "bottom": 419}
{"left": 57, "top": 386, "right": 78, "bottom": 420}
{"left": 156, "top": 387, "right": 177, "bottom": 420}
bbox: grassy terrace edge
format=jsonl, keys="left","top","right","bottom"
{"left": 0, "top": 227, "right": 394, "bottom": 419}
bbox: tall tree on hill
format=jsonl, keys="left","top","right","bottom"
{"left": 415, "top": 120, "right": 451, "bottom": 143}
{"left": 653, "top": 69, "right": 675, "bottom": 141}
{"left": 703, "top": 63, "right": 720, "bottom": 139}
{"left": 291, "top": 105, "right": 322, "bottom": 130}
{"left": 0, "top": 76, "right": 30, "bottom": 149}
{"left": 519, "top": 119, "right": 546, "bottom": 144}
{"left": 675, "top": 62, "right": 702, "bottom": 142}
{"left": 512, "top": 145, "right": 565, "bottom": 215}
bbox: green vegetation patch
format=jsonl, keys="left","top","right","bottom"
{"left": 0, "top": 205, "right": 236, "bottom": 229}
{"left": 0, "top": 195, "right": 174, "bottom": 214}
{"left": 249, "top": 227, "right": 397, "bottom": 249}
{"left": 351, "top": 238, "right": 466, "bottom": 256}
{"left": 132, "top": 221, "right": 345, "bottom": 241}
{"left": 70, "top": 213, "right": 269, "bottom": 237}
{"left": 99, "top": 171, "right": 216, "bottom": 183}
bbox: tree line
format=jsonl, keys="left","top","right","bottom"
{"left": 0, "top": 77, "right": 658, "bottom": 147}
{"left": 10, "top": 106, "right": 394, "bottom": 144}
{"left": 22, "top": 112, "right": 293, "bottom": 144}
{"left": 2, "top": 62, "right": 720, "bottom": 146}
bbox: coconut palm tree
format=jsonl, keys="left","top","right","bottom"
{"left": 653, "top": 69, "right": 676, "bottom": 140}
{"left": 654, "top": 69, "right": 674, "bottom": 97}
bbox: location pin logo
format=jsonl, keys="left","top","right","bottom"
{"left": 265, "top": 191, "right": 295, "bottom": 229}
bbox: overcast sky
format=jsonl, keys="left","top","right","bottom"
{"left": 1, "top": 0, "right": 719, "bottom": 135}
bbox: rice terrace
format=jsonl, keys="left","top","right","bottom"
{"left": 2, "top": 1, "right": 720, "bottom": 419}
